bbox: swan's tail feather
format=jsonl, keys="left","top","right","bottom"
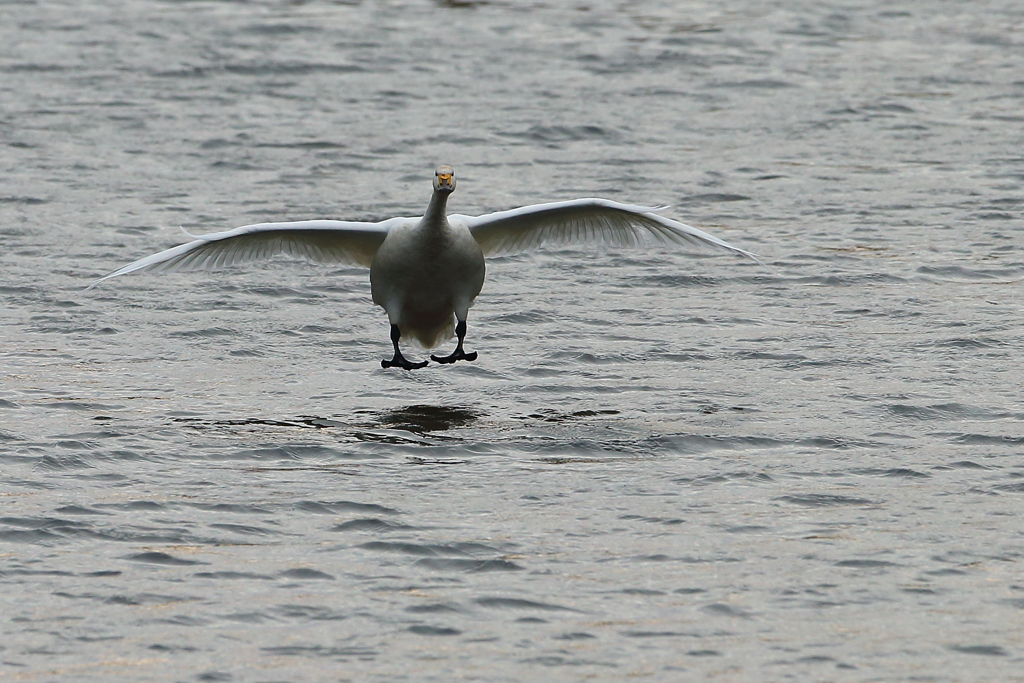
{"left": 402, "top": 315, "right": 456, "bottom": 349}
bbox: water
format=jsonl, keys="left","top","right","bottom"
{"left": 2, "top": 0, "right": 1024, "bottom": 680}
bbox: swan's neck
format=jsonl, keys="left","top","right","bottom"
{"left": 423, "top": 189, "right": 450, "bottom": 230}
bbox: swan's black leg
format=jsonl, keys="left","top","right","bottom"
{"left": 382, "top": 323, "right": 428, "bottom": 370}
{"left": 431, "top": 319, "right": 478, "bottom": 364}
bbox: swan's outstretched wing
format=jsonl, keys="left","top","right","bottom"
{"left": 455, "top": 198, "right": 761, "bottom": 263}
{"left": 88, "top": 218, "right": 412, "bottom": 289}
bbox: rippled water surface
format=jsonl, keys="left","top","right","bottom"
{"left": 3, "top": 0, "right": 1024, "bottom": 680}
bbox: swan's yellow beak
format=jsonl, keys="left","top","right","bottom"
{"left": 433, "top": 165, "right": 456, "bottom": 193}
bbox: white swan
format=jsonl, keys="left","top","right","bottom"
{"left": 89, "top": 165, "right": 761, "bottom": 369}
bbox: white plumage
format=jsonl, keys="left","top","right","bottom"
{"left": 89, "top": 166, "right": 761, "bottom": 369}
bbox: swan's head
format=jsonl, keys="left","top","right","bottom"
{"left": 433, "top": 165, "right": 456, "bottom": 194}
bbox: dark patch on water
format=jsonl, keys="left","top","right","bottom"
{"left": 370, "top": 404, "right": 482, "bottom": 433}
{"left": 835, "top": 559, "right": 898, "bottom": 568}
{"left": 945, "top": 644, "right": 1008, "bottom": 656}
{"left": 330, "top": 518, "right": 414, "bottom": 532}
{"left": 260, "top": 644, "right": 377, "bottom": 658}
{"left": 414, "top": 558, "right": 524, "bottom": 572}
{"left": 554, "top": 631, "right": 597, "bottom": 640}
{"left": 776, "top": 494, "right": 876, "bottom": 507}
{"left": 408, "top": 624, "right": 461, "bottom": 636}
{"left": 123, "top": 552, "right": 207, "bottom": 566}
{"left": 360, "top": 541, "right": 502, "bottom": 557}
{"left": 851, "top": 468, "right": 930, "bottom": 479}
{"left": 209, "top": 522, "right": 280, "bottom": 536}
{"left": 295, "top": 500, "right": 401, "bottom": 516}
{"left": 678, "top": 193, "right": 752, "bottom": 205}
{"left": 193, "top": 571, "right": 275, "bottom": 581}
{"left": 623, "top": 629, "right": 698, "bottom": 637}
{"left": 405, "top": 602, "right": 464, "bottom": 614}
{"left": 475, "top": 597, "right": 578, "bottom": 612}
{"left": 278, "top": 568, "right": 335, "bottom": 580}
{"left": 700, "top": 603, "right": 753, "bottom": 618}
{"left": 499, "top": 124, "right": 621, "bottom": 146}
{"left": 526, "top": 408, "right": 620, "bottom": 422}
{"left": 53, "top": 505, "right": 111, "bottom": 515}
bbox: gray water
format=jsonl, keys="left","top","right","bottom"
{"left": 2, "top": 0, "right": 1024, "bottom": 680}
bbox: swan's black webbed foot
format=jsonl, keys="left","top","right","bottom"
{"left": 430, "top": 319, "right": 477, "bottom": 364}
{"left": 431, "top": 349, "right": 477, "bottom": 364}
{"left": 382, "top": 355, "right": 428, "bottom": 370}
{"left": 382, "top": 323, "right": 428, "bottom": 370}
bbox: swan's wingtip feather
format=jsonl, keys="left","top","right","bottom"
{"left": 745, "top": 251, "right": 766, "bottom": 266}
{"left": 85, "top": 269, "right": 127, "bottom": 291}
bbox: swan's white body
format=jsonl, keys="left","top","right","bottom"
{"left": 370, "top": 187, "right": 485, "bottom": 348}
{"left": 89, "top": 166, "right": 761, "bottom": 367}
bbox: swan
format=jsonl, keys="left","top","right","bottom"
{"left": 88, "top": 165, "right": 761, "bottom": 369}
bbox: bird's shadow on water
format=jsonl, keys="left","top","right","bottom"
{"left": 170, "top": 405, "right": 486, "bottom": 468}
{"left": 174, "top": 404, "right": 483, "bottom": 439}
{"left": 169, "top": 404, "right": 685, "bottom": 471}
{"left": 370, "top": 404, "right": 481, "bottom": 434}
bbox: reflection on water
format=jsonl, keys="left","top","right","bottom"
{"left": 372, "top": 404, "right": 482, "bottom": 434}
{"left": 172, "top": 416, "right": 346, "bottom": 430}
{"left": 171, "top": 408, "right": 480, "bottom": 440}
{"left": 527, "top": 408, "right": 620, "bottom": 423}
